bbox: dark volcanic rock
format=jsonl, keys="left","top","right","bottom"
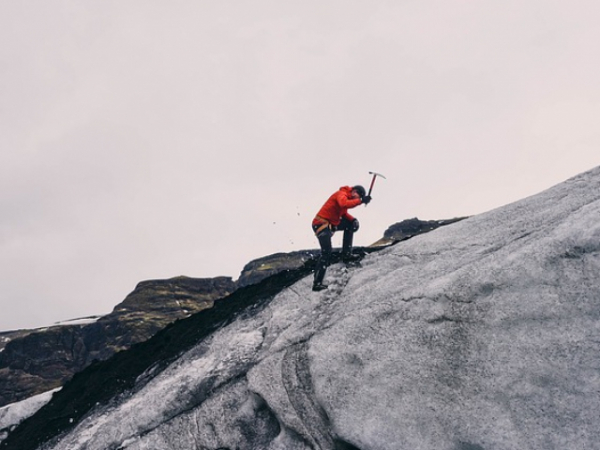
{"left": 371, "top": 216, "right": 467, "bottom": 246}
{"left": 0, "top": 330, "right": 35, "bottom": 353}
{"left": 0, "top": 326, "right": 88, "bottom": 406}
{"left": 237, "top": 219, "right": 468, "bottom": 288}
{"left": 93, "top": 276, "right": 236, "bottom": 356}
{"left": 0, "top": 276, "right": 236, "bottom": 407}
{"left": 237, "top": 251, "right": 318, "bottom": 288}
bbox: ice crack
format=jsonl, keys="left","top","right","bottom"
{"left": 281, "top": 342, "right": 334, "bottom": 450}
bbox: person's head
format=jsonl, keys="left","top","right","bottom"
{"left": 352, "top": 185, "right": 366, "bottom": 200}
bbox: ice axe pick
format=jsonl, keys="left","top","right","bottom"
{"left": 367, "top": 171, "right": 387, "bottom": 199}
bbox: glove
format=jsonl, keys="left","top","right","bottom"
{"left": 352, "top": 218, "right": 360, "bottom": 232}
{"left": 362, "top": 195, "right": 372, "bottom": 205}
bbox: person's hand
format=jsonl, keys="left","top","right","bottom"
{"left": 352, "top": 219, "right": 360, "bottom": 231}
{"left": 362, "top": 195, "right": 372, "bottom": 205}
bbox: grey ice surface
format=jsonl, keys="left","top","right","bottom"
{"left": 42, "top": 167, "right": 600, "bottom": 450}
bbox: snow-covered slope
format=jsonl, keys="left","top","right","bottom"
{"left": 21, "top": 167, "right": 600, "bottom": 449}
{"left": 0, "top": 389, "right": 59, "bottom": 444}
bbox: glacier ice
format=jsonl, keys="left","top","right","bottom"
{"left": 0, "top": 389, "right": 60, "bottom": 444}
{"left": 30, "top": 167, "right": 600, "bottom": 450}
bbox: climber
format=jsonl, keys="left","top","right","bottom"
{"left": 311, "top": 185, "right": 371, "bottom": 291}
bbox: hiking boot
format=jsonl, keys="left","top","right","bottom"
{"left": 312, "top": 283, "right": 328, "bottom": 292}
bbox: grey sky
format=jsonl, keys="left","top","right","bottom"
{"left": 1, "top": 1, "right": 599, "bottom": 331}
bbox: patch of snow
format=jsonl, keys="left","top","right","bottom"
{"left": 0, "top": 388, "right": 61, "bottom": 443}
{"left": 52, "top": 316, "right": 101, "bottom": 327}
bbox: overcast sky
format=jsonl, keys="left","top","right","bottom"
{"left": 1, "top": 1, "right": 599, "bottom": 331}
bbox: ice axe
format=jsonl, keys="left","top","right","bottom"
{"left": 366, "top": 171, "right": 386, "bottom": 204}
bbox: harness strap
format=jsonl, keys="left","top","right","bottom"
{"left": 313, "top": 215, "right": 332, "bottom": 235}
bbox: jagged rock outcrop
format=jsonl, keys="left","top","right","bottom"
{"left": 371, "top": 217, "right": 467, "bottom": 246}
{"left": 237, "top": 251, "right": 318, "bottom": 287}
{"left": 94, "top": 276, "right": 236, "bottom": 354}
{"left": 237, "top": 219, "right": 466, "bottom": 287}
{"left": 0, "top": 276, "right": 235, "bottom": 407}
{"left": 0, "top": 330, "right": 34, "bottom": 354}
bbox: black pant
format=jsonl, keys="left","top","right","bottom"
{"left": 312, "top": 217, "right": 354, "bottom": 285}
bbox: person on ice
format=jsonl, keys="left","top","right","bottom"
{"left": 311, "top": 185, "right": 371, "bottom": 291}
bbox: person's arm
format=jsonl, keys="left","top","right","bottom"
{"left": 336, "top": 192, "right": 362, "bottom": 210}
{"left": 337, "top": 191, "right": 362, "bottom": 221}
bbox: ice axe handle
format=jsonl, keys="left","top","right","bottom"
{"left": 368, "top": 175, "right": 377, "bottom": 197}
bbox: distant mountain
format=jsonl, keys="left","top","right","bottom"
{"left": 0, "top": 276, "right": 236, "bottom": 408}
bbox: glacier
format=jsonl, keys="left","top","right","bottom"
{"left": 8, "top": 167, "right": 600, "bottom": 450}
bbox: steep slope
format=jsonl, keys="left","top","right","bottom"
{"left": 5, "top": 167, "right": 600, "bottom": 450}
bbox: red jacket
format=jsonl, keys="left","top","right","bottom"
{"left": 313, "top": 186, "right": 362, "bottom": 226}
